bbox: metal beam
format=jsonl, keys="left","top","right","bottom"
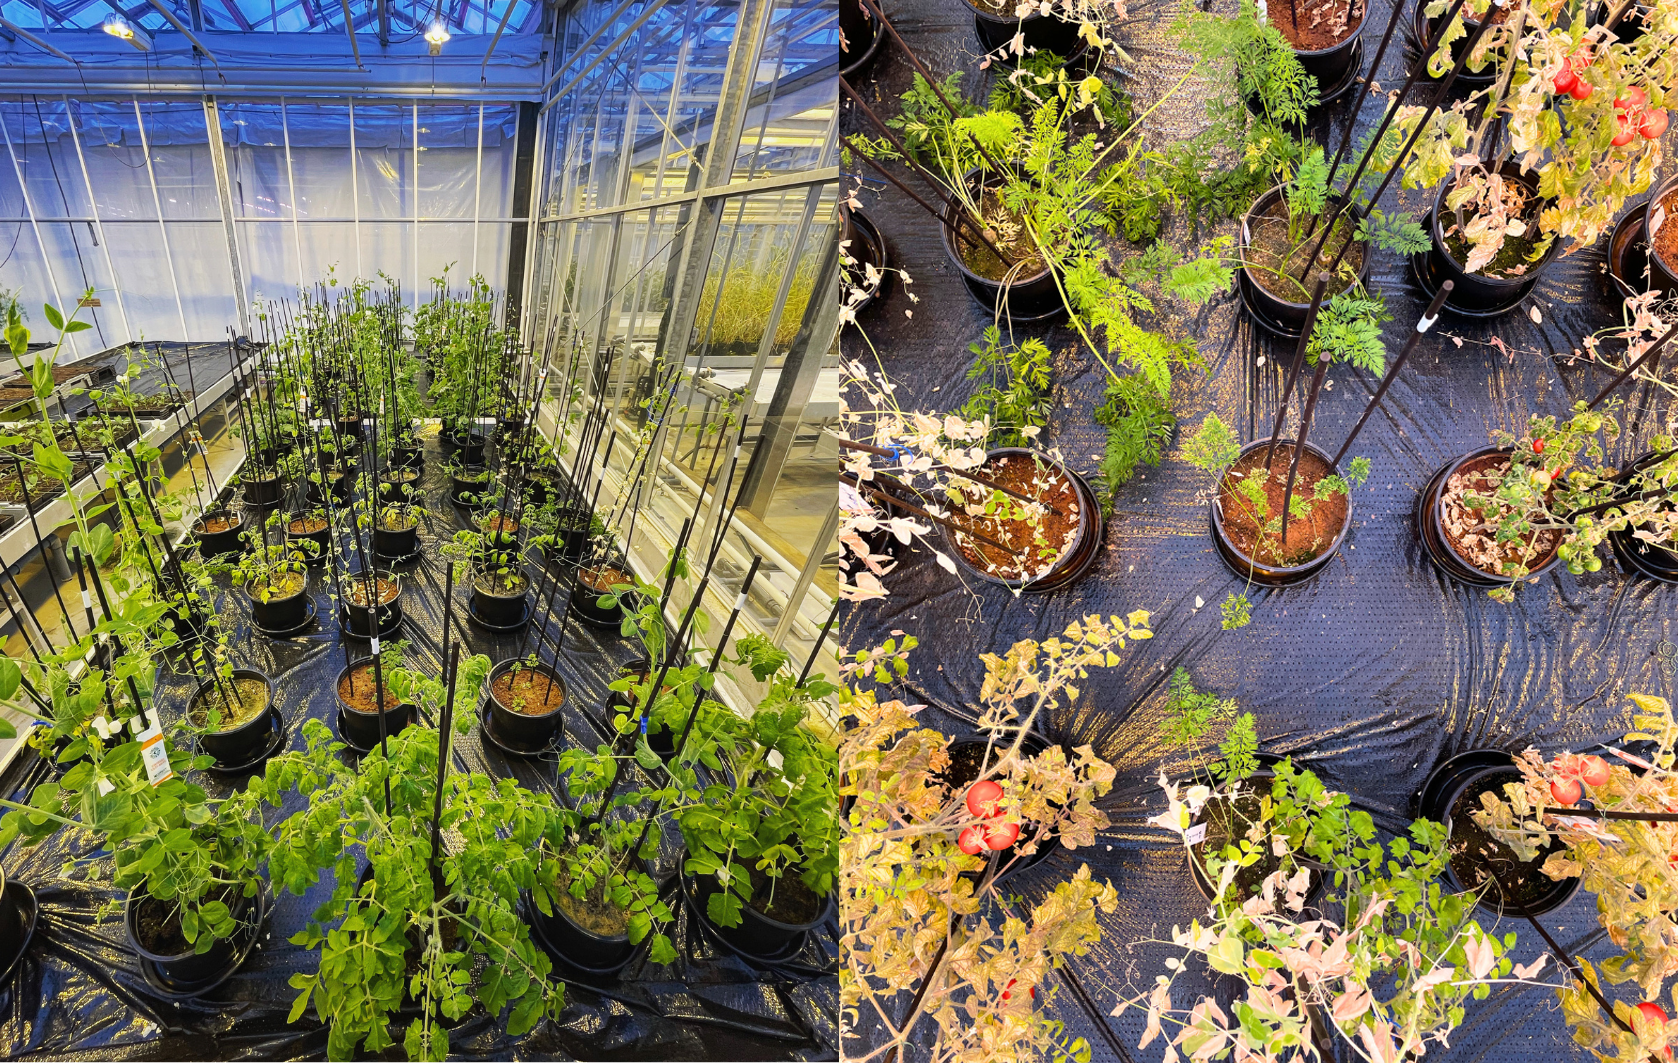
{"left": 376, "top": 0, "right": 387, "bottom": 44}
{"left": 215, "top": 0, "right": 252, "bottom": 31}
{"left": 144, "top": 0, "right": 222, "bottom": 66}
{"left": 479, "top": 0, "right": 516, "bottom": 71}
{"left": 201, "top": 96, "right": 250, "bottom": 336}
{"left": 338, "top": 0, "right": 361, "bottom": 66}
{"left": 187, "top": 0, "right": 203, "bottom": 31}
{"left": 0, "top": 16, "right": 77, "bottom": 61}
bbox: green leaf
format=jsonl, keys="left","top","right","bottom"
{"left": 0, "top": 657, "right": 19, "bottom": 701}
{"left": 42, "top": 304, "right": 62, "bottom": 330}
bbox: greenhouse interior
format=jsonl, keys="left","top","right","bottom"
{"left": 0, "top": 0, "right": 1677, "bottom": 1055}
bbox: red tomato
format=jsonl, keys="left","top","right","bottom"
{"left": 1636, "top": 1001, "right": 1668, "bottom": 1029}
{"left": 1614, "top": 114, "right": 1636, "bottom": 146}
{"left": 958, "top": 825, "right": 988, "bottom": 855}
{"left": 965, "top": 779, "right": 1004, "bottom": 819}
{"left": 1642, "top": 109, "right": 1670, "bottom": 139}
{"left": 1553, "top": 68, "right": 1578, "bottom": 94}
{"left": 985, "top": 820, "right": 1021, "bottom": 850}
{"left": 1569, "top": 50, "right": 1596, "bottom": 70}
{"left": 1571, "top": 80, "right": 1595, "bottom": 101}
{"left": 1533, "top": 438, "right": 1546, "bottom": 454}
{"left": 1579, "top": 755, "right": 1611, "bottom": 787}
{"left": 1550, "top": 776, "right": 1583, "bottom": 806}
{"left": 1615, "top": 86, "right": 1648, "bottom": 111}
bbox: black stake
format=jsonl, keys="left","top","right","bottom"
{"left": 1332, "top": 281, "right": 1453, "bottom": 469}
{"left": 1264, "top": 275, "right": 1330, "bottom": 470}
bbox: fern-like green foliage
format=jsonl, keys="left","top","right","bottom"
{"left": 987, "top": 48, "right": 1133, "bottom": 130}
{"left": 960, "top": 326, "right": 1053, "bottom": 448}
{"left": 1091, "top": 374, "right": 1175, "bottom": 515}
{"left": 1160, "top": 667, "right": 1240, "bottom": 746}
{"left": 1214, "top": 713, "right": 1260, "bottom": 782}
{"left": 1183, "top": 413, "right": 1242, "bottom": 479}
{"left": 1221, "top": 593, "right": 1253, "bottom": 630}
{"left": 1308, "top": 291, "right": 1390, "bottom": 375}
{"left": 1357, "top": 209, "right": 1431, "bottom": 255}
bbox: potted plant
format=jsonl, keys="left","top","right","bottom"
{"left": 188, "top": 663, "right": 277, "bottom": 769}
{"left": 1466, "top": 693, "right": 1678, "bottom": 1058}
{"left": 379, "top": 464, "right": 422, "bottom": 505}
{"left": 447, "top": 460, "right": 490, "bottom": 507}
{"left": 840, "top": 618, "right": 1149, "bottom": 1062}
{"left": 569, "top": 552, "right": 634, "bottom": 629}
{"left": 483, "top": 655, "right": 567, "bottom": 754}
{"left": 286, "top": 506, "right": 332, "bottom": 560}
{"left": 233, "top": 528, "right": 313, "bottom": 634}
{"left": 192, "top": 508, "right": 246, "bottom": 560}
{"left": 469, "top": 546, "right": 531, "bottom": 629}
{"left": 332, "top": 638, "right": 421, "bottom": 752}
{"left": 259, "top": 720, "right": 565, "bottom": 1060}
{"left": 338, "top": 567, "right": 403, "bottom": 638}
{"left": 1183, "top": 412, "right": 1367, "bottom": 594}
{"left": 1417, "top": 405, "right": 1676, "bottom": 599}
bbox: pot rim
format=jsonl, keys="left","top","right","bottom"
{"left": 189, "top": 668, "right": 275, "bottom": 734}
{"left": 936, "top": 446, "right": 1098, "bottom": 589}
{"left": 487, "top": 657, "right": 567, "bottom": 719}
{"left": 125, "top": 884, "right": 256, "bottom": 963}
{"left": 1210, "top": 438, "right": 1354, "bottom": 577}
{"left": 334, "top": 659, "right": 415, "bottom": 718}
{"left": 1272, "top": 0, "right": 1364, "bottom": 57}
{"left": 1238, "top": 185, "right": 1371, "bottom": 308}
{"left": 938, "top": 165, "right": 1055, "bottom": 290}
{"left": 683, "top": 862, "right": 836, "bottom": 933}
{"left": 1429, "top": 161, "right": 1563, "bottom": 285}
{"left": 1432, "top": 446, "right": 1564, "bottom": 580}
{"left": 243, "top": 571, "right": 309, "bottom": 604}
{"left": 1644, "top": 171, "right": 1678, "bottom": 279}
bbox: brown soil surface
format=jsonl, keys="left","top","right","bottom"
{"left": 492, "top": 667, "right": 565, "bottom": 716}
{"left": 189, "top": 675, "right": 270, "bottom": 731}
{"left": 1653, "top": 183, "right": 1678, "bottom": 278}
{"left": 250, "top": 570, "right": 306, "bottom": 599}
{"left": 948, "top": 453, "right": 1081, "bottom": 582}
{"left": 136, "top": 887, "right": 235, "bottom": 955}
{"left": 483, "top": 515, "right": 519, "bottom": 535}
{"left": 338, "top": 662, "right": 405, "bottom": 713}
{"left": 382, "top": 468, "right": 419, "bottom": 483}
{"left": 345, "top": 577, "right": 399, "bottom": 607}
{"left": 579, "top": 564, "right": 628, "bottom": 592}
{"left": 199, "top": 514, "right": 241, "bottom": 534}
{"left": 1244, "top": 195, "right": 1364, "bottom": 303}
{"left": 1217, "top": 444, "right": 1348, "bottom": 567}
{"left": 1439, "top": 453, "right": 1561, "bottom": 577}
{"left": 1448, "top": 769, "right": 1561, "bottom": 908}
{"left": 955, "top": 186, "right": 1048, "bottom": 283}
{"left": 555, "top": 873, "right": 630, "bottom": 936}
{"left": 1269, "top": 0, "right": 1363, "bottom": 48}
{"left": 288, "top": 515, "right": 328, "bottom": 535}
{"left": 744, "top": 863, "right": 824, "bottom": 925}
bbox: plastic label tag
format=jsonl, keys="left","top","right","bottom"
{"left": 81, "top": 589, "right": 91, "bottom": 610}
{"left": 476, "top": 416, "right": 497, "bottom": 426}
{"left": 139, "top": 719, "right": 173, "bottom": 787}
{"left": 369, "top": 637, "right": 381, "bottom": 655}
{"left": 1184, "top": 822, "right": 1208, "bottom": 845}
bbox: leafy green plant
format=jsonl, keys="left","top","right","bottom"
{"left": 960, "top": 327, "right": 1052, "bottom": 448}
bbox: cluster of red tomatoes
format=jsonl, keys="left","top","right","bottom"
{"left": 1546, "top": 752, "right": 1611, "bottom": 805}
{"left": 956, "top": 779, "right": 1021, "bottom": 855}
{"left": 1551, "top": 54, "right": 1668, "bottom": 142}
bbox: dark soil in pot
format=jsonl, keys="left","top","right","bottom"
{"left": 1420, "top": 751, "right": 1580, "bottom": 917}
{"left": 967, "top": 0, "right": 1081, "bottom": 56}
{"left": 188, "top": 670, "right": 275, "bottom": 767}
{"left": 1645, "top": 176, "right": 1678, "bottom": 292}
{"left": 1427, "top": 163, "right": 1559, "bottom": 312}
{"left": 938, "top": 448, "right": 1102, "bottom": 591}
{"left": 688, "top": 863, "right": 834, "bottom": 958}
{"left": 1240, "top": 188, "right": 1368, "bottom": 330}
{"left": 1419, "top": 448, "right": 1563, "bottom": 586}
{"left": 1211, "top": 440, "right": 1352, "bottom": 585}
{"left": 940, "top": 168, "right": 1063, "bottom": 318}
{"left": 246, "top": 570, "right": 309, "bottom": 631}
{"left": 485, "top": 658, "right": 567, "bottom": 752}
{"left": 127, "top": 886, "right": 257, "bottom": 985}
{"left": 840, "top": 0, "right": 883, "bottom": 79}
{"left": 1268, "top": 0, "right": 1363, "bottom": 89}
{"left": 335, "top": 660, "right": 414, "bottom": 749}
{"left": 194, "top": 511, "right": 245, "bottom": 558}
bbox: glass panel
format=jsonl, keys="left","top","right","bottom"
{"left": 70, "top": 102, "right": 156, "bottom": 221}
{"left": 354, "top": 104, "right": 413, "bottom": 221}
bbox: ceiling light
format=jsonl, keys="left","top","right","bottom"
{"left": 425, "top": 20, "right": 450, "bottom": 55}
{"left": 102, "top": 13, "right": 153, "bottom": 50}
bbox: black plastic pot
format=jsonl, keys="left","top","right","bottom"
{"left": 483, "top": 657, "right": 567, "bottom": 753}
{"left": 525, "top": 888, "right": 635, "bottom": 977}
{"left": 1425, "top": 162, "right": 1560, "bottom": 314}
{"left": 1278, "top": 0, "right": 1362, "bottom": 90}
{"left": 339, "top": 569, "right": 403, "bottom": 637}
{"left": 246, "top": 574, "right": 309, "bottom": 632}
{"left": 125, "top": 885, "right": 262, "bottom": 986}
{"left": 1416, "top": 447, "right": 1564, "bottom": 589}
{"left": 390, "top": 440, "right": 424, "bottom": 469}
{"left": 570, "top": 560, "right": 632, "bottom": 629}
{"left": 495, "top": 414, "right": 526, "bottom": 443}
{"left": 840, "top": 0, "right": 885, "bottom": 79}
{"left": 471, "top": 571, "right": 531, "bottom": 626}
{"left": 450, "top": 468, "right": 491, "bottom": 506}
{"left": 969, "top": 0, "right": 1080, "bottom": 57}
{"left": 164, "top": 600, "right": 209, "bottom": 643}
{"left": 1184, "top": 759, "right": 1323, "bottom": 906}
{"left": 373, "top": 516, "right": 420, "bottom": 560}
{"left": 193, "top": 510, "right": 246, "bottom": 559}
{"left": 379, "top": 468, "right": 422, "bottom": 505}
{"left": 937, "top": 447, "right": 1103, "bottom": 593}
{"left": 1413, "top": 1, "right": 1501, "bottom": 88}
{"left": 548, "top": 507, "right": 595, "bottom": 564}
{"left": 1608, "top": 449, "right": 1678, "bottom": 583}
{"left": 522, "top": 471, "right": 561, "bottom": 508}
{"left": 285, "top": 512, "right": 332, "bottom": 561}
{"left": 0, "top": 871, "right": 35, "bottom": 986}
{"left": 1588, "top": 0, "right": 1651, "bottom": 40}
{"left": 190, "top": 669, "right": 276, "bottom": 768}
{"left": 448, "top": 431, "right": 487, "bottom": 466}
{"left": 940, "top": 166, "right": 1064, "bottom": 319}
{"left": 242, "top": 473, "right": 286, "bottom": 508}
{"left": 1210, "top": 438, "right": 1352, "bottom": 587}
{"left": 306, "top": 469, "right": 352, "bottom": 505}
{"left": 684, "top": 864, "right": 835, "bottom": 960}
{"left": 1239, "top": 186, "right": 1373, "bottom": 332}
{"left": 334, "top": 414, "right": 364, "bottom": 442}
{"left": 1418, "top": 750, "right": 1581, "bottom": 917}
{"left": 1642, "top": 173, "right": 1678, "bottom": 293}
{"left": 334, "top": 660, "right": 416, "bottom": 750}
{"left": 842, "top": 206, "right": 890, "bottom": 316}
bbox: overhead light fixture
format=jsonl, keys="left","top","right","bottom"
{"left": 425, "top": 20, "right": 450, "bottom": 55}
{"left": 102, "top": 13, "right": 153, "bottom": 50}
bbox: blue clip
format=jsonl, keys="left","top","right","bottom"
{"left": 889, "top": 444, "right": 913, "bottom": 467}
{"left": 639, "top": 715, "right": 649, "bottom": 735}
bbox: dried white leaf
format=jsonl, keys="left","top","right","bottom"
{"left": 1195, "top": 596, "right": 1204, "bottom": 609}
{"left": 1530, "top": 306, "right": 1542, "bottom": 324}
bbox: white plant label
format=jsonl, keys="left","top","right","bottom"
{"left": 138, "top": 719, "right": 173, "bottom": 786}
{"left": 1184, "top": 822, "right": 1208, "bottom": 846}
